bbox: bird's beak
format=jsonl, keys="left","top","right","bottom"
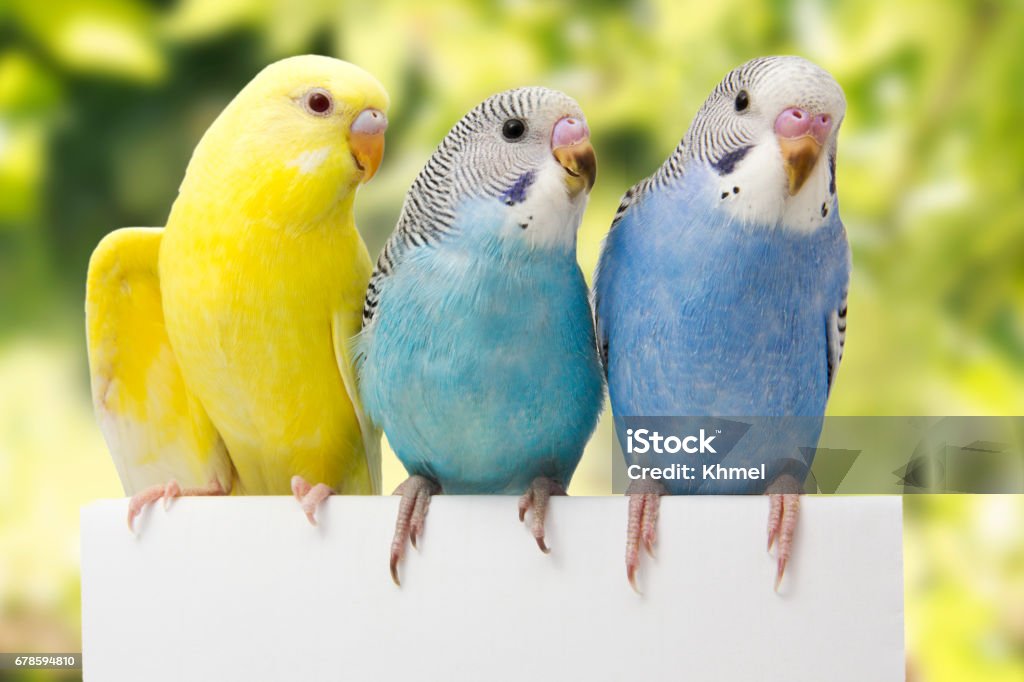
{"left": 551, "top": 116, "right": 597, "bottom": 197}
{"left": 350, "top": 108, "right": 387, "bottom": 183}
{"left": 774, "top": 107, "right": 833, "bottom": 196}
{"left": 777, "top": 136, "right": 822, "bottom": 196}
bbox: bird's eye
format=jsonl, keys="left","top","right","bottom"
{"left": 303, "top": 88, "right": 334, "bottom": 116}
{"left": 734, "top": 90, "right": 750, "bottom": 112}
{"left": 502, "top": 118, "right": 527, "bottom": 141}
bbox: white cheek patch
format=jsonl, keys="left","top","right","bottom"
{"left": 715, "top": 133, "right": 787, "bottom": 226}
{"left": 286, "top": 147, "right": 330, "bottom": 174}
{"left": 714, "top": 131, "right": 835, "bottom": 233}
{"left": 501, "top": 160, "right": 587, "bottom": 251}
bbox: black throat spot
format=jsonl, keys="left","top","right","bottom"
{"left": 710, "top": 145, "right": 752, "bottom": 176}
{"left": 828, "top": 151, "right": 837, "bottom": 195}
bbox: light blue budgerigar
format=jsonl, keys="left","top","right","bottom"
{"left": 593, "top": 56, "right": 850, "bottom": 590}
{"left": 356, "top": 87, "right": 604, "bottom": 585}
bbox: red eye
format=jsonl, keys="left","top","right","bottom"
{"left": 303, "top": 88, "right": 333, "bottom": 116}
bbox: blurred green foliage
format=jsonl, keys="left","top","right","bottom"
{"left": 0, "top": 0, "right": 1021, "bottom": 680}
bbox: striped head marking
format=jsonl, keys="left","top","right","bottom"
{"left": 401, "top": 87, "right": 596, "bottom": 249}
{"left": 684, "top": 56, "right": 846, "bottom": 231}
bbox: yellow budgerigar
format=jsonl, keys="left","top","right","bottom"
{"left": 86, "top": 55, "right": 387, "bottom": 529}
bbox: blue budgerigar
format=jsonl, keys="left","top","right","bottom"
{"left": 357, "top": 87, "right": 604, "bottom": 585}
{"left": 594, "top": 57, "right": 850, "bottom": 590}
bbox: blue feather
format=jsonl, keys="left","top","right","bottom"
{"left": 360, "top": 199, "right": 604, "bottom": 494}
{"left": 595, "top": 167, "right": 850, "bottom": 494}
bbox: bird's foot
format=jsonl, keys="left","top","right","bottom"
{"left": 390, "top": 475, "right": 440, "bottom": 586}
{"left": 766, "top": 474, "right": 802, "bottom": 591}
{"left": 518, "top": 477, "right": 567, "bottom": 554}
{"left": 291, "top": 476, "right": 335, "bottom": 526}
{"left": 127, "top": 478, "right": 225, "bottom": 532}
{"left": 625, "top": 479, "right": 665, "bottom": 593}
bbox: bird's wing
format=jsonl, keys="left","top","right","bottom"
{"left": 333, "top": 314, "right": 382, "bottom": 495}
{"left": 592, "top": 180, "right": 647, "bottom": 377}
{"left": 361, "top": 232, "right": 405, "bottom": 329}
{"left": 361, "top": 140, "right": 460, "bottom": 329}
{"left": 826, "top": 291, "right": 848, "bottom": 397}
{"left": 607, "top": 179, "right": 646, "bottom": 234}
{"left": 86, "top": 227, "right": 234, "bottom": 495}
{"left": 592, "top": 285, "right": 610, "bottom": 379}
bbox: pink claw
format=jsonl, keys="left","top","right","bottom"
{"left": 518, "top": 477, "right": 567, "bottom": 554}
{"left": 163, "top": 480, "right": 182, "bottom": 510}
{"left": 625, "top": 490, "right": 662, "bottom": 594}
{"left": 291, "top": 475, "right": 312, "bottom": 501}
{"left": 767, "top": 493, "right": 801, "bottom": 591}
{"left": 390, "top": 476, "right": 440, "bottom": 586}
{"left": 767, "top": 494, "right": 782, "bottom": 550}
{"left": 127, "top": 478, "right": 225, "bottom": 532}
{"left": 291, "top": 475, "right": 333, "bottom": 525}
{"left": 127, "top": 483, "right": 170, "bottom": 531}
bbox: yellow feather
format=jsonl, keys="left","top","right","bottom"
{"left": 87, "top": 55, "right": 387, "bottom": 497}
{"left": 86, "top": 228, "right": 232, "bottom": 494}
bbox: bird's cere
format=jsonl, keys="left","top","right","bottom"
{"left": 774, "top": 107, "right": 832, "bottom": 145}
{"left": 352, "top": 108, "right": 388, "bottom": 135}
{"left": 551, "top": 115, "right": 589, "bottom": 148}
{"left": 350, "top": 108, "right": 387, "bottom": 181}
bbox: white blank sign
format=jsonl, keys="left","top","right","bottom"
{"left": 81, "top": 496, "right": 904, "bottom": 681}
